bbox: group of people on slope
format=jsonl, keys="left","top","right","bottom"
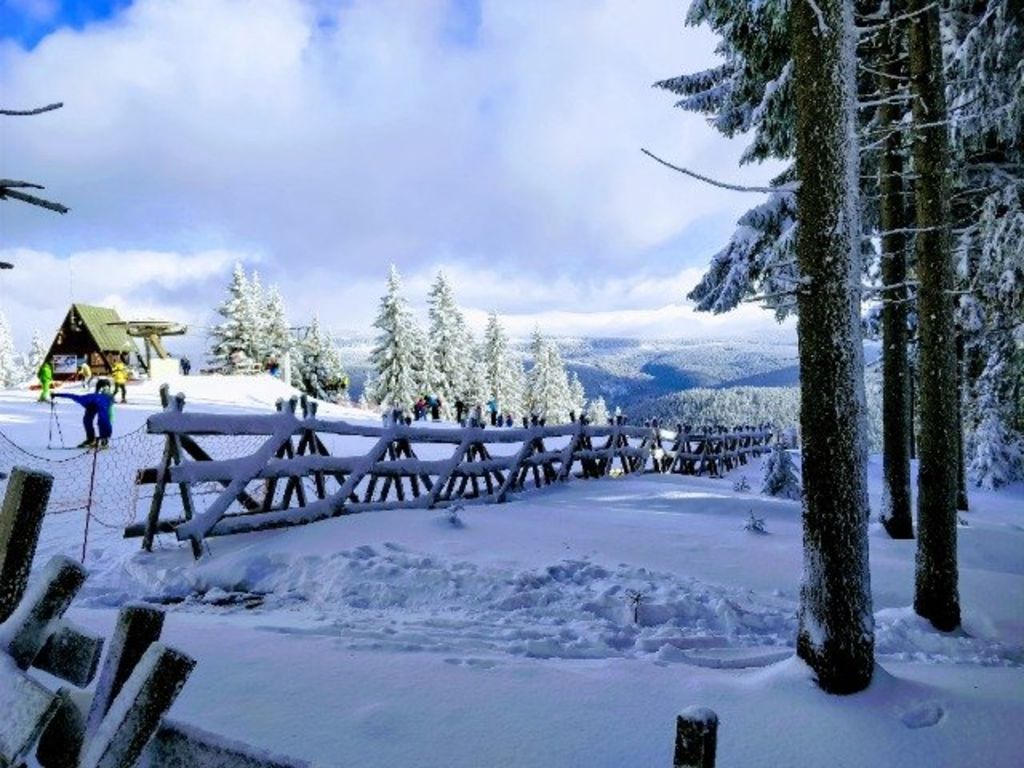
{"left": 37, "top": 355, "right": 132, "bottom": 450}
{"left": 391, "top": 395, "right": 519, "bottom": 428}
{"left": 412, "top": 394, "right": 443, "bottom": 421}
{"left": 39, "top": 356, "right": 130, "bottom": 404}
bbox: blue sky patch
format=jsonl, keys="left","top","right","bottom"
{"left": 1, "top": 0, "right": 132, "bottom": 49}
{"left": 442, "top": 0, "right": 481, "bottom": 47}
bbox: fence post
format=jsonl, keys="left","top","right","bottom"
{"left": 0, "top": 555, "right": 89, "bottom": 669}
{"left": 0, "top": 467, "right": 54, "bottom": 623}
{"left": 77, "top": 642, "right": 196, "bottom": 768}
{"left": 84, "top": 603, "right": 166, "bottom": 742}
{"left": 674, "top": 707, "right": 718, "bottom": 768}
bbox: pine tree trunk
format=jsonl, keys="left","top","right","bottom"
{"left": 877, "top": 10, "right": 914, "bottom": 540}
{"left": 955, "top": 332, "right": 969, "bottom": 511}
{"left": 909, "top": 371, "right": 917, "bottom": 459}
{"left": 908, "top": 0, "right": 961, "bottom": 631}
{"left": 792, "top": 0, "right": 874, "bottom": 694}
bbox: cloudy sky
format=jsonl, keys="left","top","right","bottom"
{"left": 0, "top": 0, "right": 792, "bottom": 353}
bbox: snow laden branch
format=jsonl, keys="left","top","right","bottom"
{"left": 804, "top": 0, "right": 830, "bottom": 36}
{"left": 856, "top": 3, "right": 938, "bottom": 35}
{"left": 0, "top": 102, "right": 63, "bottom": 116}
{"left": 640, "top": 148, "right": 790, "bottom": 194}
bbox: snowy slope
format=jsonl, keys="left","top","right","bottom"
{"left": 1, "top": 375, "right": 1021, "bottom": 767}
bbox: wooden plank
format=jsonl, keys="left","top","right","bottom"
{"left": 177, "top": 436, "right": 262, "bottom": 512}
{"left": 84, "top": 604, "right": 166, "bottom": 743}
{"left": 0, "top": 555, "right": 88, "bottom": 670}
{"left": 78, "top": 643, "right": 196, "bottom": 768}
{"left": 35, "top": 686, "right": 87, "bottom": 768}
{"left": 31, "top": 620, "right": 104, "bottom": 687}
{"left": 145, "top": 718, "right": 319, "bottom": 768}
{"left": 174, "top": 421, "right": 303, "bottom": 553}
{"left": 142, "top": 436, "right": 175, "bottom": 552}
{"left": 0, "top": 468, "right": 55, "bottom": 623}
{"left": 0, "top": 659, "right": 61, "bottom": 766}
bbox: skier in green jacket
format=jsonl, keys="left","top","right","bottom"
{"left": 38, "top": 360, "right": 53, "bottom": 402}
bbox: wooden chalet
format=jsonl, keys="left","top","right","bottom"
{"left": 45, "top": 304, "right": 138, "bottom": 380}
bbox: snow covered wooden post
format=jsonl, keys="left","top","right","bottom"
{"left": 143, "top": 389, "right": 187, "bottom": 552}
{"left": 0, "top": 555, "right": 93, "bottom": 767}
{"left": 0, "top": 662, "right": 60, "bottom": 766}
{"left": 0, "top": 466, "right": 54, "bottom": 622}
{"left": 673, "top": 707, "right": 717, "bottom": 768}
{"left": 1, "top": 555, "right": 89, "bottom": 669}
{"left": 84, "top": 604, "right": 166, "bottom": 741}
{"left": 78, "top": 642, "right": 196, "bottom": 768}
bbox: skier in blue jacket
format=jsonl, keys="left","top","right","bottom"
{"left": 52, "top": 382, "right": 115, "bottom": 448}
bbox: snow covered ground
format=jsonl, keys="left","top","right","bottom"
{"left": 2, "top": 376, "right": 1022, "bottom": 767}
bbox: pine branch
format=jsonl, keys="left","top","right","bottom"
{"left": 0, "top": 102, "right": 63, "bottom": 116}
{"left": 858, "top": 93, "right": 912, "bottom": 110}
{"left": 856, "top": 3, "right": 937, "bottom": 35}
{"left": 742, "top": 288, "right": 803, "bottom": 303}
{"left": 858, "top": 63, "right": 909, "bottom": 83}
{"left": 640, "top": 148, "right": 787, "bottom": 194}
{"left": 0, "top": 185, "right": 70, "bottom": 214}
{"left": 0, "top": 179, "right": 45, "bottom": 189}
{"left": 862, "top": 280, "right": 919, "bottom": 296}
{"left": 804, "top": 0, "right": 830, "bottom": 36}
{"left": 874, "top": 224, "right": 945, "bottom": 237}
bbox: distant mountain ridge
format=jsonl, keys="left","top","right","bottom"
{"left": 333, "top": 334, "right": 819, "bottom": 415}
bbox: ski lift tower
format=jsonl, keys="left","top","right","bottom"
{"left": 107, "top": 319, "right": 187, "bottom": 373}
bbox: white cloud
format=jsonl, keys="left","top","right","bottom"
{"left": 0, "top": 248, "right": 793, "bottom": 358}
{"left": 0, "top": 247, "right": 252, "bottom": 348}
{"left": 0, "top": 0, "right": 786, "bottom": 349}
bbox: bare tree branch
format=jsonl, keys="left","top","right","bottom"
{"left": 0, "top": 186, "right": 70, "bottom": 214}
{"left": 640, "top": 148, "right": 787, "bottom": 194}
{"left": 0, "top": 179, "right": 45, "bottom": 189}
{"left": 0, "top": 102, "right": 64, "bottom": 116}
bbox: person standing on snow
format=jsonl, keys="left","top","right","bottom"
{"left": 52, "top": 382, "right": 115, "bottom": 448}
{"left": 37, "top": 359, "right": 53, "bottom": 402}
{"left": 111, "top": 357, "right": 129, "bottom": 403}
{"left": 77, "top": 361, "right": 93, "bottom": 389}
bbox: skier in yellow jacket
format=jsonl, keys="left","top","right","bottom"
{"left": 111, "top": 358, "right": 129, "bottom": 403}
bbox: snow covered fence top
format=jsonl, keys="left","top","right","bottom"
{"left": 137, "top": 389, "right": 773, "bottom": 559}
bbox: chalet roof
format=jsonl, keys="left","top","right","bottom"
{"left": 71, "top": 304, "right": 132, "bottom": 352}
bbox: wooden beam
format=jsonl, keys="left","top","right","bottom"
{"left": 31, "top": 620, "right": 105, "bottom": 687}
{"left": 78, "top": 643, "right": 196, "bottom": 768}
{"left": 0, "top": 467, "right": 54, "bottom": 623}
{"left": 0, "top": 661, "right": 60, "bottom": 766}
{"left": 0, "top": 555, "right": 88, "bottom": 670}
{"left": 84, "top": 604, "right": 166, "bottom": 742}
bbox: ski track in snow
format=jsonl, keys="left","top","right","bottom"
{"left": 76, "top": 541, "right": 1022, "bottom": 669}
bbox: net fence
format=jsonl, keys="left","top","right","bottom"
{"left": 0, "top": 425, "right": 266, "bottom": 531}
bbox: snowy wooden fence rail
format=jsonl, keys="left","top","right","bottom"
{"left": 130, "top": 387, "right": 772, "bottom": 558}
{"left": 0, "top": 467, "right": 319, "bottom": 768}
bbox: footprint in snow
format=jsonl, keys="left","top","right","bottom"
{"left": 900, "top": 701, "right": 944, "bottom": 729}
{"left": 444, "top": 657, "right": 499, "bottom": 669}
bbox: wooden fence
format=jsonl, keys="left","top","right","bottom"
{"left": 130, "top": 387, "right": 773, "bottom": 559}
{"left": 0, "top": 467, "right": 316, "bottom": 768}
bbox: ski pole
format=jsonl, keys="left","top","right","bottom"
{"left": 53, "top": 401, "right": 66, "bottom": 448}
{"left": 48, "top": 400, "right": 54, "bottom": 449}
